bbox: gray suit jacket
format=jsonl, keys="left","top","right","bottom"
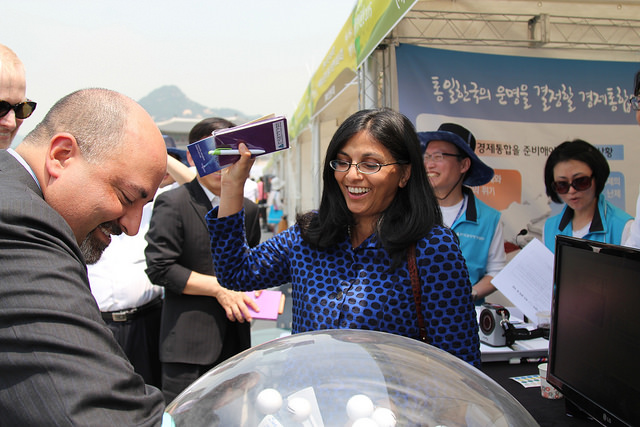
{"left": 145, "top": 178, "right": 261, "bottom": 365}
{"left": 0, "top": 150, "right": 164, "bottom": 425}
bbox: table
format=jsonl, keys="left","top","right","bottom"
{"left": 480, "top": 336, "right": 549, "bottom": 363}
{"left": 481, "top": 361, "right": 599, "bottom": 427}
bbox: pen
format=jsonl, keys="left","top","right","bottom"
{"left": 208, "top": 148, "right": 266, "bottom": 156}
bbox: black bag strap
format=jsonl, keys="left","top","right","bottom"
{"left": 408, "top": 244, "right": 428, "bottom": 343}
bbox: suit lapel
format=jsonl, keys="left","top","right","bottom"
{"left": 185, "top": 179, "right": 213, "bottom": 228}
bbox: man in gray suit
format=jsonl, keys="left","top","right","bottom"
{"left": 0, "top": 88, "right": 166, "bottom": 425}
{"left": 145, "top": 117, "right": 261, "bottom": 403}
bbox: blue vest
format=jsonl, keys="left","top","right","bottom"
{"left": 451, "top": 188, "right": 502, "bottom": 293}
{"left": 544, "top": 194, "right": 633, "bottom": 253}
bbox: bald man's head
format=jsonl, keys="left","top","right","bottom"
{"left": 18, "top": 88, "right": 167, "bottom": 264}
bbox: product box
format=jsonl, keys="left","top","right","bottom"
{"left": 187, "top": 115, "right": 289, "bottom": 176}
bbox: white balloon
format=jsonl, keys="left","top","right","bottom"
{"left": 256, "top": 388, "right": 283, "bottom": 415}
{"left": 346, "top": 394, "right": 375, "bottom": 420}
{"left": 286, "top": 397, "right": 311, "bottom": 422}
{"left": 372, "top": 407, "right": 397, "bottom": 427}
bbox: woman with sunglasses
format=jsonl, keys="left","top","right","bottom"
{"left": 543, "top": 139, "right": 633, "bottom": 253}
{"left": 206, "top": 109, "right": 480, "bottom": 368}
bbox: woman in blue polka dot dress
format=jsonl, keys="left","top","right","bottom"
{"left": 206, "top": 109, "right": 481, "bottom": 367}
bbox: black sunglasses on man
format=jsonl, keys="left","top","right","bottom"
{"left": 0, "top": 100, "right": 37, "bottom": 119}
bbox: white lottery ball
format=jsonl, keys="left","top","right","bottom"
{"left": 352, "top": 418, "right": 378, "bottom": 427}
{"left": 346, "top": 394, "right": 375, "bottom": 420}
{"left": 256, "top": 388, "right": 283, "bottom": 415}
{"left": 287, "top": 397, "right": 311, "bottom": 422}
{"left": 372, "top": 407, "right": 397, "bottom": 427}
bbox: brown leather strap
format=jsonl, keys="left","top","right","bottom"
{"left": 408, "top": 244, "right": 428, "bottom": 343}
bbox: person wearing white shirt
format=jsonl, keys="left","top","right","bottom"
{"left": 419, "top": 123, "right": 506, "bottom": 305}
{"left": 244, "top": 176, "right": 259, "bottom": 202}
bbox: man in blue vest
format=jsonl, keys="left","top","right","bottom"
{"left": 419, "top": 123, "right": 506, "bottom": 304}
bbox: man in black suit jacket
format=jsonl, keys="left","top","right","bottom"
{"left": 0, "top": 89, "right": 166, "bottom": 425}
{"left": 145, "top": 117, "right": 261, "bottom": 403}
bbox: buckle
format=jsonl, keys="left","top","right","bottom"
{"left": 107, "top": 307, "right": 137, "bottom": 322}
{"left": 102, "top": 302, "right": 149, "bottom": 323}
{"left": 111, "top": 312, "right": 129, "bottom": 322}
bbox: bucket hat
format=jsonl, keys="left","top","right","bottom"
{"left": 418, "top": 123, "right": 494, "bottom": 187}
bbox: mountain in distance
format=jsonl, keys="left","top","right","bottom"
{"left": 8, "top": 85, "right": 260, "bottom": 149}
{"left": 138, "top": 85, "right": 261, "bottom": 124}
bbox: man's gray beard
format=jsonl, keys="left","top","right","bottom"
{"left": 79, "top": 233, "right": 109, "bottom": 264}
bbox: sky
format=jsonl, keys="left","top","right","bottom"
{"left": 4, "top": 0, "right": 357, "bottom": 139}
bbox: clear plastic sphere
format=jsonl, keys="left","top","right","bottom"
{"left": 164, "top": 329, "right": 537, "bottom": 426}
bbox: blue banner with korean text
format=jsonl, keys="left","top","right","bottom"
{"left": 397, "top": 44, "right": 640, "bottom": 243}
{"left": 397, "top": 44, "right": 637, "bottom": 124}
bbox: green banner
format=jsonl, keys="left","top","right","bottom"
{"left": 289, "top": 85, "right": 312, "bottom": 140}
{"left": 290, "top": 0, "right": 417, "bottom": 138}
{"left": 354, "top": 0, "right": 417, "bottom": 66}
{"left": 309, "top": 14, "right": 358, "bottom": 116}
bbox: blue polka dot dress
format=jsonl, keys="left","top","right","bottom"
{"left": 206, "top": 209, "right": 481, "bottom": 368}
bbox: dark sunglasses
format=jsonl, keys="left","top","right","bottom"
{"left": 0, "top": 100, "right": 37, "bottom": 119}
{"left": 552, "top": 175, "right": 593, "bottom": 194}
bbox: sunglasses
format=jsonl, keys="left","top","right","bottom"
{"left": 552, "top": 175, "right": 593, "bottom": 194}
{"left": 0, "top": 100, "right": 37, "bottom": 119}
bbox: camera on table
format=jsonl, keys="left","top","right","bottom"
{"left": 479, "top": 303, "right": 511, "bottom": 347}
{"left": 479, "top": 303, "right": 547, "bottom": 347}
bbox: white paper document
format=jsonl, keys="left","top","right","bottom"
{"left": 491, "top": 238, "right": 554, "bottom": 323}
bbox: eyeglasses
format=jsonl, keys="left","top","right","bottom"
{"left": 552, "top": 175, "right": 593, "bottom": 194}
{"left": 0, "top": 100, "right": 37, "bottom": 119}
{"left": 329, "top": 159, "right": 407, "bottom": 175}
{"left": 627, "top": 95, "right": 640, "bottom": 111}
{"left": 423, "top": 152, "right": 462, "bottom": 163}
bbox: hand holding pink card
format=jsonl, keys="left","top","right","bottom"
{"left": 244, "top": 290, "right": 285, "bottom": 320}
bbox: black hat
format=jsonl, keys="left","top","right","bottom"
{"left": 418, "top": 123, "right": 494, "bottom": 187}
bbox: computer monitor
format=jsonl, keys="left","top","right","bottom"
{"left": 548, "top": 236, "right": 640, "bottom": 426}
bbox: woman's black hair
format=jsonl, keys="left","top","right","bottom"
{"left": 543, "top": 139, "right": 609, "bottom": 204}
{"left": 297, "top": 108, "right": 442, "bottom": 268}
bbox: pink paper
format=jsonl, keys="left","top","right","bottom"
{"left": 245, "top": 290, "right": 283, "bottom": 320}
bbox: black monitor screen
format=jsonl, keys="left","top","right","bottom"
{"left": 548, "top": 236, "right": 640, "bottom": 426}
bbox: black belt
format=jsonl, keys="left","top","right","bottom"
{"left": 101, "top": 296, "right": 162, "bottom": 323}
